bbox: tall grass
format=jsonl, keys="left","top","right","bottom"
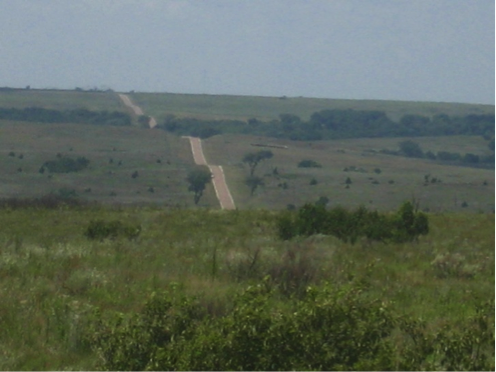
{"left": 0, "top": 204, "right": 493, "bottom": 369}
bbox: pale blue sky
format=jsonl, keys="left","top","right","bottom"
{"left": 0, "top": 0, "right": 494, "bottom": 104}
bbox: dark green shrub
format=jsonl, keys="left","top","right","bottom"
{"left": 43, "top": 156, "right": 90, "bottom": 173}
{"left": 298, "top": 159, "right": 322, "bottom": 168}
{"left": 437, "top": 151, "right": 461, "bottom": 162}
{"left": 84, "top": 219, "right": 141, "bottom": 241}
{"left": 399, "top": 140, "right": 424, "bottom": 158}
{"left": 315, "top": 196, "right": 328, "bottom": 207}
{"left": 276, "top": 211, "right": 295, "bottom": 240}
{"left": 86, "top": 281, "right": 494, "bottom": 371}
{"left": 276, "top": 201, "right": 429, "bottom": 244}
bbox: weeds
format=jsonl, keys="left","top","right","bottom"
{"left": 0, "top": 205, "right": 492, "bottom": 370}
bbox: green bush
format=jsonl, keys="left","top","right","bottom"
{"left": 297, "top": 159, "right": 322, "bottom": 168}
{"left": 86, "top": 282, "right": 494, "bottom": 371}
{"left": 277, "top": 201, "right": 429, "bottom": 243}
{"left": 43, "top": 156, "right": 90, "bottom": 173}
{"left": 84, "top": 219, "right": 141, "bottom": 241}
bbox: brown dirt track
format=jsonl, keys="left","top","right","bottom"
{"left": 184, "top": 136, "right": 236, "bottom": 210}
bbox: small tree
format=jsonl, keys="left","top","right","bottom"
{"left": 245, "top": 175, "right": 264, "bottom": 196}
{"left": 187, "top": 168, "right": 211, "bottom": 204}
{"left": 398, "top": 140, "right": 424, "bottom": 158}
{"left": 243, "top": 150, "right": 273, "bottom": 176}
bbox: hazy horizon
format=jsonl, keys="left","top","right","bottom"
{"left": 1, "top": 0, "right": 494, "bottom": 105}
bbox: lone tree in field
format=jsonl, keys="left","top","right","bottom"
{"left": 187, "top": 167, "right": 211, "bottom": 205}
{"left": 245, "top": 175, "right": 264, "bottom": 196}
{"left": 243, "top": 150, "right": 273, "bottom": 176}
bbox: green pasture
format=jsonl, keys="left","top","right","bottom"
{"left": 0, "top": 206, "right": 493, "bottom": 369}
{"left": 0, "top": 121, "right": 218, "bottom": 207}
{"left": 130, "top": 91, "right": 494, "bottom": 123}
{"left": 0, "top": 89, "right": 125, "bottom": 112}
{"left": 203, "top": 134, "right": 494, "bottom": 212}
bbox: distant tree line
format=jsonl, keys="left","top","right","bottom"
{"left": 380, "top": 140, "right": 494, "bottom": 167}
{"left": 159, "top": 110, "right": 495, "bottom": 141}
{"left": 0, "top": 107, "right": 131, "bottom": 126}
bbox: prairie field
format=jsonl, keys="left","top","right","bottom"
{"left": 0, "top": 121, "right": 218, "bottom": 207}
{"left": 0, "top": 89, "right": 125, "bottom": 112}
{"left": 0, "top": 89, "right": 494, "bottom": 370}
{"left": 203, "top": 133, "right": 494, "bottom": 212}
{"left": 0, "top": 206, "right": 493, "bottom": 369}
{"left": 130, "top": 91, "right": 494, "bottom": 122}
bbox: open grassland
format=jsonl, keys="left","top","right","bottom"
{"left": 0, "top": 89, "right": 125, "bottom": 112}
{"left": 203, "top": 134, "right": 494, "bottom": 212}
{"left": 0, "top": 121, "right": 218, "bottom": 207}
{"left": 130, "top": 92, "right": 494, "bottom": 123}
{"left": 0, "top": 206, "right": 493, "bottom": 369}
{"left": 1, "top": 118, "right": 492, "bottom": 211}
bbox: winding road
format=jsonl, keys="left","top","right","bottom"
{"left": 118, "top": 93, "right": 235, "bottom": 209}
{"left": 118, "top": 93, "right": 157, "bottom": 128}
{"left": 184, "top": 136, "right": 236, "bottom": 210}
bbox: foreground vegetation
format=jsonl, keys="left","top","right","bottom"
{"left": 0, "top": 202, "right": 493, "bottom": 370}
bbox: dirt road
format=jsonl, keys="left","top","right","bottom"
{"left": 117, "top": 92, "right": 235, "bottom": 209}
{"left": 118, "top": 93, "right": 157, "bottom": 128}
{"left": 184, "top": 136, "right": 236, "bottom": 210}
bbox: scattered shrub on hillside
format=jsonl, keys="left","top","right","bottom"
{"left": 8, "top": 151, "right": 15, "bottom": 157}
{"left": 309, "top": 178, "right": 318, "bottom": 185}
{"left": 399, "top": 140, "right": 424, "bottom": 158}
{"left": 43, "top": 156, "right": 90, "bottom": 173}
{"left": 298, "top": 159, "right": 322, "bottom": 168}
{"left": 425, "top": 150, "right": 436, "bottom": 160}
{"left": 84, "top": 219, "right": 141, "bottom": 241}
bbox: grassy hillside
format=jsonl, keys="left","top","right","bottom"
{"left": 0, "top": 206, "right": 493, "bottom": 369}
{"left": 0, "top": 89, "right": 493, "bottom": 210}
{"left": 130, "top": 92, "right": 494, "bottom": 123}
{"left": 0, "top": 89, "right": 125, "bottom": 112}
{"left": 0, "top": 121, "right": 218, "bottom": 207}
{"left": 203, "top": 134, "right": 494, "bottom": 212}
